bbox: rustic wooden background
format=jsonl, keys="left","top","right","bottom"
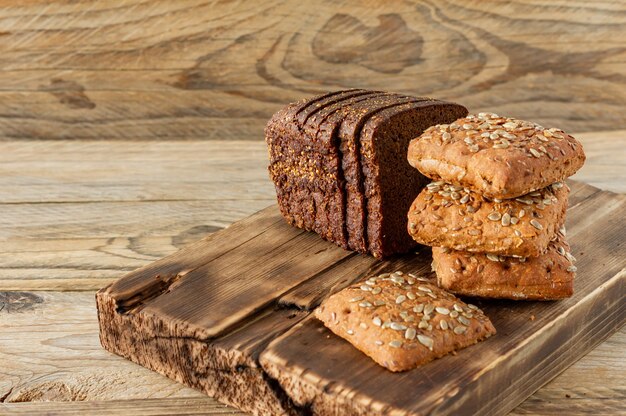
{"left": 1, "top": 0, "right": 625, "bottom": 415}
{"left": 0, "top": 0, "right": 625, "bottom": 141}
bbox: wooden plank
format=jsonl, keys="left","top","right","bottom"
{"left": 97, "top": 291, "right": 310, "bottom": 414}
{"left": 102, "top": 206, "right": 354, "bottom": 339}
{"left": 96, "top": 181, "right": 626, "bottom": 415}
{"left": 0, "top": 199, "right": 274, "bottom": 291}
{"left": 259, "top": 188, "right": 626, "bottom": 416}
{"left": 1, "top": 398, "right": 247, "bottom": 415}
{"left": 0, "top": 1, "right": 624, "bottom": 141}
{"left": 0, "top": 291, "right": 205, "bottom": 403}
{"left": 0, "top": 132, "right": 621, "bottom": 292}
{"left": 570, "top": 130, "right": 626, "bottom": 196}
{"left": 0, "top": 141, "right": 274, "bottom": 203}
{"left": 2, "top": 291, "right": 624, "bottom": 413}
{"left": 0, "top": 135, "right": 619, "bottom": 204}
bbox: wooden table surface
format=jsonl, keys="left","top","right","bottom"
{"left": 0, "top": 131, "right": 624, "bottom": 415}
{"left": 0, "top": 0, "right": 625, "bottom": 414}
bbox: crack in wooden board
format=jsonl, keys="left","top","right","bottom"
{"left": 97, "top": 180, "right": 625, "bottom": 416}
{"left": 107, "top": 205, "right": 284, "bottom": 299}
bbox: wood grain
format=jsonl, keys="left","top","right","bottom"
{"left": 95, "top": 181, "right": 625, "bottom": 415}
{"left": 2, "top": 291, "right": 623, "bottom": 413}
{"left": 0, "top": 133, "right": 624, "bottom": 413}
{"left": 0, "top": 292, "right": 203, "bottom": 403}
{"left": 259, "top": 186, "right": 626, "bottom": 415}
{"left": 0, "top": 0, "right": 624, "bottom": 141}
{"left": 0, "top": 132, "right": 622, "bottom": 292}
{"left": 1, "top": 398, "right": 247, "bottom": 415}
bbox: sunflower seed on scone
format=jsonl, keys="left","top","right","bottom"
{"left": 433, "top": 230, "right": 575, "bottom": 300}
{"left": 407, "top": 181, "right": 569, "bottom": 257}
{"left": 407, "top": 113, "right": 585, "bottom": 199}
{"left": 314, "top": 272, "right": 496, "bottom": 372}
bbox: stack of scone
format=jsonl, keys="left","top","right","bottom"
{"left": 406, "top": 113, "right": 586, "bottom": 300}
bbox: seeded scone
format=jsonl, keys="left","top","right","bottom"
{"left": 433, "top": 229, "right": 576, "bottom": 300}
{"left": 407, "top": 113, "right": 585, "bottom": 199}
{"left": 407, "top": 181, "right": 569, "bottom": 257}
{"left": 315, "top": 271, "right": 496, "bottom": 372}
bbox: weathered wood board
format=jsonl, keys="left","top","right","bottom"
{"left": 96, "top": 180, "right": 625, "bottom": 416}
{"left": 2, "top": 1, "right": 625, "bottom": 142}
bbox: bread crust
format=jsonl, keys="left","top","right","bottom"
{"left": 315, "top": 271, "right": 496, "bottom": 372}
{"left": 407, "top": 113, "right": 586, "bottom": 199}
{"left": 407, "top": 182, "right": 569, "bottom": 257}
{"left": 433, "top": 231, "right": 575, "bottom": 300}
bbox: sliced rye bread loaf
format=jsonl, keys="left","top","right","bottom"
{"left": 361, "top": 100, "right": 468, "bottom": 258}
{"left": 266, "top": 89, "right": 376, "bottom": 245}
{"left": 339, "top": 94, "right": 433, "bottom": 254}
{"left": 266, "top": 91, "right": 468, "bottom": 258}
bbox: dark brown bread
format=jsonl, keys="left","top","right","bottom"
{"left": 299, "top": 91, "right": 385, "bottom": 246}
{"left": 339, "top": 93, "right": 423, "bottom": 253}
{"left": 308, "top": 91, "right": 389, "bottom": 246}
{"left": 267, "top": 91, "right": 467, "bottom": 258}
{"left": 433, "top": 230, "right": 575, "bottom": 300}
{"left": 362, "top": 101, "right": 468, "bottom": 258}
{"left": 266, "top": 89, "right": 373, "bottom": 244}
{"left": 315, "top": 271, "right": 496, "bottom": 372}
{"left": 408, "top": 113, "right": 586, "bottom": 199}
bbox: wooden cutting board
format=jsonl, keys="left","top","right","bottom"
{"left": 96, "top": 180, "right": 625, "bottom": 416}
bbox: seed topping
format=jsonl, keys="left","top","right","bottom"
{"left": 405, "top": 327, "right": 417, "bottom": 340}
{"left": 530, "top": 219, "right": 543, "bottom": 230}
{"left": 417, "top": 334, "right": 434, "bottom": 350}
{"left": 389, "top": 340, "right": 403, "bottom": 348}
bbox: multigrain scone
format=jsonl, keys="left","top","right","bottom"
{"left": 407, "top": 182, "right": 569, "bottom": 257}
{"left": 433, "top": 229, "right": 576, "bottom": 300}
{"left": 408, "top": 113, "right": 586, "bottom": 199}
{"left": 360, "top": 100, "right": 468, "bottom": 258}
{"left": 315, "top": 271, "right": 496, "bottom": 372}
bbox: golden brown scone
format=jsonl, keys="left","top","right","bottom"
{"left": 314, "top": 271, "right": 496, "bottom": 372}
{"left": 433, "top": 230, "right": 576, "bottom": 300}
{"left": 407, "top": 181, "right": 569, "bottom": 257}
{"left": 407, "top": 113, "right": 585, "bottom": 199}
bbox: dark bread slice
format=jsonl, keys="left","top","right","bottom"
{"left": 339, "top": 94, "right": 426, "bottom": 253}
{"left": 266, "top": 89, "right": 376, "bottom": 243}
{"left": 300, "top": 91, "right": 387, "bottom": 246}
{"left": 266, "top": 100, "right": 311, "bottom": 229}
{"left": 361, "top": 101, "right": 469, "bottom": 258}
